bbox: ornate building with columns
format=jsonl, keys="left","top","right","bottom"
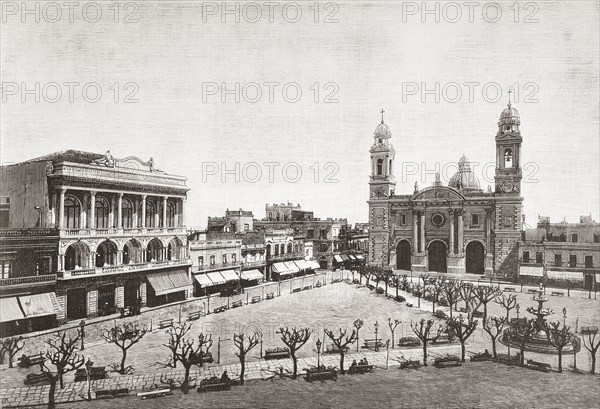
{"left": 0, "top": 150, "right": 191, "bottom": 331}
{"left": 368, "top": 103, "right": 524, "bottom": 277}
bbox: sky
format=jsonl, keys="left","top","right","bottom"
{"left": 1, "top": 0, "right": 599, "bottom": 228}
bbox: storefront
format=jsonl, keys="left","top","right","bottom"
{"left": 66, "top": 287, "right": 87, "bottom": 320}
{"left": 18, "top": 292, "right": 59, "bottom": 332}
{"left": 0, "top": 297, "right": 26, "bottom": 336}
{"left": 97, "top": 284, "right": 116, "bottom": 317}
{"left": 146, "top": 269, "right": 193, "bottom": 307}
{"left": 240, "top": 269, "right": 264, "bottom": 287}
{"left": 193, "top": 270, "right": 240, "bottom": 296}
{"left": 271, "top": 262, "right": 295, "bottom": 281}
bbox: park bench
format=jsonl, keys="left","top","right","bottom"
{"left": 526, "top": 359, "right": 551, "bottom": 372}
{"left": 348, "top": 364, "right": 374, "bottom": 374}
{"left": 302, "top": 285, "right": 312, "bottom": 291}
{"left": 399, "top": 359, "right": 421, "bottom": 369}
{"left": 315, "top": 281, "right": 322, "bottom": 288}
{"left": 367, "top": 284, "right": 375, "bottom": 291}
{"left": 187, "top": 309, "right": 204, "bottom": 321}
{"left": 470, "top": 351, "right": 493, "bottom": 362}
{"left": 266, "top": 292, "right": 275, "bottom": 300}
{"left": 213, "top": 305, "right": 228, "bottom": 313}
{"left": 137, "top": 389, "right": 173, "bottom": 399}
{"left": 158, "top": 319, "right": 173, "bottom": 329}
{"left": 264, "top": 347, "right": 290, "bottom": 360}
{"left": 497, "top": 353, "right": 519, "bottom": 366}
{"left": 18, "top": 353, "right": 45, "bottom": 369}
{"left": 24, "top": 372, "right": 50, "bottom": 386}
{"left": 551, "top": 291, "right": 564, "bottom": 296}
{"left": 74, "top": 366, "right": 107, "bottom": 383}
{"left": 305, "top": 368, "right": 338, "bottom": 382}
{"left": 406, "top": 302, "right": 414, "bottom": 307}
{"left": 527, "top": 289, "right": 537, "bottom": 294}
{"left": 200, "top": 352, "right": 214, "bottom": 364}
{"left": 197, "top": 376, "right": 231, "bottom": 393}
{"left": 362, "top": 339, "right": 384, "bottom": 350}
{"left": 504, "top": 287, "right": 516, "bottom": 292}
{"left": 434, "top": 355, "right": 461, "bottom": 368}
{"left": 324, "top": 344, "right": 342, "bottom": 354}
{"left": 397, "top": 337, "right": 421, "bottom": 348}
{"left": 432, "top": 335, "right": 454, "bottom": 345}
{"left": 95, "top": 388, "right": 129, "bottom": 399}
{"left": 231, "top": 300, "right": 243, "bottom": 308}
{"left": 292, "top": 287, "right": 302, "bottom": 293}
{"left": 251, "top": 295, "right": 262, "bottom": 303}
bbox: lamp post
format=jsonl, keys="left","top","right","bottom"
{"left": 217, "top": 337, "right": 230, "bottom": 364}
{"left": 385, "top": 340, "right": 390, "bottom": 369}
{"left": 562, "top": 307, "right": 567, "bottom": 327}
{"left": 259, "top": 331, "right": 263, "bottom": 359}
{"left": 374, "top": 321, "right": 379, "bottom": 352}
{"left": 353, "top": 319, "right": 364, "bottom": 352}
{"left": 84, "top": 358, "right": 93, "bottom": 401}
{"left": 79, "top": 320, "right": 86, "bottom": 351}
{"left": 516, "top": 303, "right": 520, "bottom": 321}
{"left": 316, "top": 338, "right": 322, "bottom": 368}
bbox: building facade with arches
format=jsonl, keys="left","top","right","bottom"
{"left": 0, "top": 150, "right": 191, "bottom": 328}
{"left": 367, "top": 104, "right": 524, "bottom": 277}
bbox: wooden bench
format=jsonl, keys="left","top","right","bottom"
{"left": 251, "top": 296, "right": 262, "bottom": 303}
{"left": 95, "top": 388, "right": 129, "bottom": 399}
{"left": 198, "top": 382, "right": 231, "bottom": 392}
{"left": 432, "top": 336, "right": 453, "bottom": 345}
{"left": 18, "top": 354, "right": 44, "bottom": 369}
{"left": 527, "top": 359, "right": 551, "bottom": 372}
{"left": 158, "top": 319, "right": 173, "bottom": 329}
{"left": 406, "top": 303, "right": 414, "bottom": 307}
{"left": 188, "top": 310, "right": 204, "bottom": 321}
{"left": 305, "top": 369, "right": 337, "bottom": 382}
{"left": 497, "top": 353, "right": 519, "bottom": 366}
{"left": 504, "top": 287, "right": 516, "bottom": 292}
{"left": 362, "top": 339, "right": 384, "bottom": 350}
{"left": 213, "top": 305, "right": 228, "bottom": 313}
{"left": 348, "top": 364, "right": 374, "bottom": 374}
{"left": 292, "top": 287, "right": 302, "bottom": 293}
{"left": 74, "top": 366, "right": 107, "bottom": 383}
{"left": 400, "top": 359, "right": 421, "bottom": 369}
{"left": 200, "top": 352, "right": 214, "bottom": 364}
{"left": 324, "top": 344, "right": 342, "bottom": 354}
{"left": 398, "top": 337, "right": 421, "bottom": 348}
{"left": 24, "top": 372, "right": 50, "bottom": 386}
{"left": 470, "top": 352, "right": 493, "bottom": 362}
{"left": 302, "top": 285, "right": 312, "bottom": 291}
{"left": 137, "top": 389, "right": 173, "bottom": 399}
{"left": 434, "top": 356, "right": 461, "bottom": 368}
{"left": 551, "top": 291, "right": 564, "bottom": 297}
{"left": 264, "top": 348, "right": 290, "bottom": 360}
{"left": 266, "top": 292, "right": 275, "bottom": 300}
{"left": 527, "top": 289, "right": 537, "bottom": 294}
{"left": 231, "top": 300, "right": 243, "bottom": 308}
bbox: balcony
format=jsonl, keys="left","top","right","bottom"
{"left": 241, "top": 260, "right": 267, "bottom": 268}
{"left": 0, "top": 228, "right": 58, "bottom": 237}
{"left": 197, "top": 262, "right": 241, "bottom": 272}
{"left": 57, "top": 259, "right": 191, "bottom": 279}
{"left": 59, "top": 227, "right": 187, "bottom": 238}
{"left": 0, "top": 274, "right": 57, "bottom": 288}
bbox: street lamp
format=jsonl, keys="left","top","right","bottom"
{"left": 84, "top": 358, "right": 94, "bottom": 400}
{"left": 516, "top": 303, "right": 520, "bottom": 320}
{"left": 217, "top": 337, "right": 230, "bottom": 364}
{"left": 562, "top": 307, "right": 567, "bottom": 327}
{"left": 353, "top": 319, "right": 364, "bottom": 352}
{"left": 374, "top": 321, "right": 379, "bottom": 352}
{"left": 79, "top": 320, "right": 86, "bottom": 351}
{"left": 316, "top": 338, "right": 322, "bottom": 368}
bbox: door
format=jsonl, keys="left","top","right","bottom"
{"left": 396, "top": 240, "right": 411, "bottom": 270}
{"left": 67, "top": 288, "right": 87, "bottom": 320}
{"left": 428, "top": 241, "right": 447, "bottom": 273}
{"left": 466, "top": 241, "right": 485, "bottom": 274}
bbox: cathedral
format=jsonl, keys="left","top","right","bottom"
{"left": 368, "top": 103, "right": 524, "bottom": 277}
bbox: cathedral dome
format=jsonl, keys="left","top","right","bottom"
{"left": 448, "top": 155, "right": 481, "bottom": 192}
{"left": 374, "top": 121, "right": 391, "bottom": 138}
{"left": 498, "top": 102, "right": 520, "bottom": 125}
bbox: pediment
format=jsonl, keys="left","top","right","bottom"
{"left": 412, "top": 186, "right": 465, "bottom": 201}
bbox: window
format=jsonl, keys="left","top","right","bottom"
{"left": 198, "top": 256, "right": 204, "bottom": 266}
{"left": 569, "top": 255, "right": 577, "bottom": 268}
{"left": 585, "top": 256, "right": 593, "bottom": 268}
{"left": 523, "top": 251, "right": 530, "bottom": 263}
{"left": 536, "top": 252, "right": 543, "bottom": 264}
{"left": 307, "top": 229, "right": 314, "bottom": 238}
{"left": 166, "top": 202, "right": 175, "bottom": 228}
{"left": 268, "top": 212, "right": 272, "bottom": 220}
{"left": 1, "top": 260, "right": 11, "bottom": 279}
{"left": 122, "top": 199, "right": 133, "bottom": 228}
{"left": 209, "top": 255, "right": 215, "bottom": 266}
{"left": 503, "top": 216, "right": 512, "bottom": 227}
{"left": 0, "top": 197, "right": 9, "bottom": 227}
{"left": 376, "top": 159, "right": 383, "bottom": 175}
{"left": 95, "top": 197, "right": 110, "bottom": 229}
{"left": 64, "top": 196, "right": 80, "bottom": 229}
{"left": 594, "top": 234, "right": 600, "bottom": 243}
{"left": 389, "top": 159, "right": 393, "bottom": 175}
{"left": 400, "top": 213, "right": 406, "bottom": 225}
{"left": 320, "top": 229, "right": 327, "bottom": 239}
{"left": 504, "top": 148, "right": 513, "bottom": 167}
{"left": 36, "top": 257, "right": 51, "bottom": 275}
{"left": 145, "top": 201, "right": 155, "bottom": 228}
{"left": 554, "top": 254, "right": 562, "bottom": 267}
{"left": 471, "top": 213, "right": 480, "bottom": 227}
{"left": 571, "top": 233, "right": 578, "bottom": 243}
{"left": 320, "top": 243, "right": 328, "bottom": 252}
{"left": 244, "top": 223, "right": 249, "bottom": 232}
{"left": 222, "top": 254, "right": 227, "bottom": 265}
{"left": 232, "top": 253, "right": 236, "bottom": 264}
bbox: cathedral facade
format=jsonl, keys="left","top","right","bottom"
{"left": 368, "top": 104, "right": 524, "bottom": 277}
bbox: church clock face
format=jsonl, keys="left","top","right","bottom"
{"left": 502, "top": 182, "right": 514, "bottom": 193}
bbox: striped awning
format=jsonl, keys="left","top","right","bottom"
{"left": 519, "top": 266, "right": 544, "bottom": 277}
{"left": 240, "top": 269, "right": 263, "bottom": 281}
{"left": 194, "top": 274, "right": 214, "bottom": 287}
{"left": 547, "top": 271, "right": 584, "bottom": 281}
{"left": 348, "top": 255, "right": 356, "bottom": 260}
{"left": 334, "top": 255, "right": 343, "bottom": 263}
{"left": 18, "top": 292, "right": 58, "bottom": 318}
{"left": 341, "top": 255, "right": 350, "bottom": 261}
{"left": 355, "top": 255, "right": 365, "bottom": 260}
{"left": 284, "top": 262, "right": 300, "bottom": 273}
{"left": 293, "top": 260, "right": 311, "bottom": 271}
{"left": 206, "top": 271, "right": 226, "bottom": 285}
{"left": 147, "top": 271, "right": 193, "bottom": 296}
{"left": 0, "top": 297, "right": 25, "bottom": 323}
{"left": 272, "top": 262, "right": 291, "bottom": 274}
{"left": 220, "top": 270, "right": 239, "bottom": 282}
{"left": 307, "top": 260, "right": 321, "bottom": 269}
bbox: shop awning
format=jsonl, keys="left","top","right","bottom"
{"left": 341, "top": 255, "right": 350, "bottom": 261}
{"left": 355, "top": 255, "right": 364, "bottom": 260}
{"left": 348, "top": 255, "right": 356, "bottom": 260}
{"left": 293, "top": 260, "right": 311, "bottom": 271}
{"left": 147, "top": 271, "right": 193, "bottom": 296}
{"left": 240, "top": 269, "right": 263, "bottom": 281}
{"left": 0, "top": 297, "right": 25, "bottom": 323}
{"left": 547, "top": 271, "right": 584, "bottom": 281}
{"left": 18, "top": 292, "right": 58, "bottom": 318}
{"left": 519, "top": 266, "right": 544, "bottom": 277}
{"left": 284, "top": 262, "right": 300, "bottom": 273}
{"left": 334, "top": 255, "right": 343, "bottom": 263}
{"left": 272, "top": 262, "right": 289, "bottom": 273}
{"left": 194, "top": 274, "right": 214, "bottom": 287}
{"left": 307, "top": 260, "right": 321, "bottom": 269}
{"left": 220, "top": 270, "right": 239, "bottom": 282}
{"left": 206, "top": 271, "right": 226, "bottom": 285}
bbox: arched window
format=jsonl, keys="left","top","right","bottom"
{"left": 210, "top": 255, "right": 215, "bottom": 266}
{"left": 389, "top": 159, "right": 393, "bottom": 175}
{"left": 166, "top": 202, "right": 175, "bottom": 228}
{"left": 145, "top": 201, "right": 155, "bottom": 228}
{"left": 96, "top": 240, "right": 117, "bottom": 267}
{"left": 274, "top": 245, "right": 279, "bottom": 256}
{"left": 504, "top": 148, "right": 513, "bottom": 168}
{"left": 287, "top": 243, "right": 293, "bottom": 254}
{"left": 376, "top": 159, "right": 383, "bottom": 175}
{"left": 122, "top": 199, "right": 133, "bottom": 229}
{"left": 64, "top": 196, "right": 80, "bottom": 229}
{"left": 95, "top": 197, "right": 110, "bottom": 229}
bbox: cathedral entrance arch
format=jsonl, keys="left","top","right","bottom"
{"left": 396, "top": 240, "right": 411, "bottom": 271}
{"left": 466, "top": 241, "right": 485, "bottom": 274}
{"left": 427, "top": 240, "right": 447, "bottom": 273}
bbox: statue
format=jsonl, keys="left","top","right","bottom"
{"left": 413, "top": 181, "right": 418, "bottom": 193}
{"left": 148, "top": 157, "right": 161, "bottom": 172}
{"left": 94, "top": 150, "right": 115, "bottom": 167}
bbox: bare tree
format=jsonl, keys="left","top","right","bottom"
{"left": 483, "top": 316, "right": 507, "bottom": 359}
{"left": 41, "top": 331, "right": 84, "bottom": 409}
{"left": 163, "top": 321, "right": 193, "bottom": 368}
{"left": 429, "top": 277, "right": 446, "bottom": 313}
{"left": 0, "top": 336, "right": 24, "bottom": 368}
{"left": 582, "top": 327, "right": 600, "bottom": 374}
{"left": 233, "top": 332, "right": 260, "bottom": 385}
{"left": 324, "top": 328, "right": 358, "bottom": 374}
{"left": 412, "top": 283, "right": 424, "bottom": 308}
{"left": 545, "top": 321, "right": 573, "bottom": 373}
{"left": 514, "top": 319, "right": 537, "bottom": 365}
{"left": 278, "top": 326, "right": 312, "bottom": 379}
{"left": 446, "top": 315, "right": 478, "bottom": 362}
{"left": 388, "top": 318, "right": 401, "bottom": 349}
{"left": 410, "top": 319, "right": 443, "bottom": 366}
{"left": 444, "top": 280, "right": 461, "bottom": 317}
{"left": 163, "top": 324, "right": 212, "bottom": 393}
{"left": 495, "top": 293, "right": 517, "bottom": 321}
{"left": 102, "top": 322, "right": 148, "bottom": 374}
{"left": 474, "top": 285, "right": 502, "bottom": 321}
{"left": 401, "top": 274, "right": 409, "bottom": 291}
{"left": 459, "top": 283, "right": 481, "bottom": 319}
{"left": 419, "top": 273, "right": 430, "bottom": 286}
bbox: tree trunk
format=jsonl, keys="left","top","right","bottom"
{"left": 422, "top": 342, "right": 428, "bottom": 366}
{"left": 340, "top": 351, "right": 345, "bottom": 374}
{"left": 48, "top": 378, "right": 57, "bottom": 409}
{"left": 240, "top": 357, "right": 246, "bottom": 385}
{"left": 292, "top": 354, "right": 298, "bottom": 379}
{"left": 460, "top": 342, "right": 466, "bottom": 362}
{"left": 557, "top": 349, "right": 562, "bottom": 373}
{"left": 120, "top": 349, "right": 127, "bottom": 374}
{"left": 591, "top": 351, "right": 597, "bottom": 375}
{"left": 505, "top": 309, "right": 509, "bottom": 321}
{"left": 396, "top": 285, "right": 399, "bottom": 299}
{"left": 491, "top": 338, "right": 497, "bottom": 359}
{"left": 181, "top": 365, "right": 191, "bottom": 393}
{"left": 432, "top": 301, "right": 436, "bottom": 313}
{"left": 519, "top": 345, "right": 525, "bottom": 365}
{"left": 449, "top": 304, "right": 453, "bottom": 318}
{"left": 59, "top": 371, "right": 64, "bottom": 389}
{"left": 483, "top": 303, "right": 488, "bottom": 321}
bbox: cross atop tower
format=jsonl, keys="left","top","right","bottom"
{"left": 380, "top": 109, "right": 385, "bottom": 124}
{"left": 507, "top": 89, "right": 513, "bottom": 107}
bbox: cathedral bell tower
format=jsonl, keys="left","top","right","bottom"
{"left": 495, "top": 95, "right": 522, "bottom": 195}
{"left": 369, "top": 109, "right": 396, "bottom": 199}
